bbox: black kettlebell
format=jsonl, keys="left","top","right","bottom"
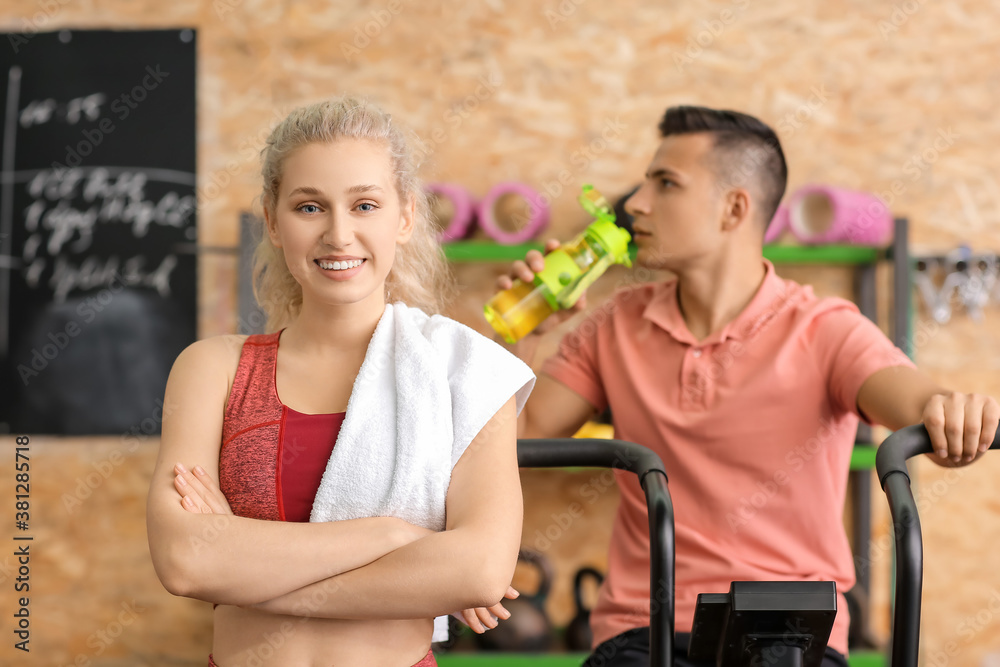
{"left": 565, "top": 567, "right": 604, "bottom": 651}
{"left": 476, "top": 549, "right": 554, "bottom": 652}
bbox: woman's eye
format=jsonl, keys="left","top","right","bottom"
{"left": 357, "top": 202, "right": 377, "bottom": 212}
{"left": 659, "top": 178, "right": 674, "bottom": 188}
{"left": 297, "top": 204, "right": 321, "bottom": 214}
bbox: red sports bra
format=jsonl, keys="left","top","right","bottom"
{"left": 219, "top": 329, "right": 345, "bottom": 523}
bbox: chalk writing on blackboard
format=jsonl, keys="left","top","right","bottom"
{"left": 17, "top": 166, "right": 195, "bottom": 301}
{"left": 0, "top": 29, "right": 197, "bottom": 435}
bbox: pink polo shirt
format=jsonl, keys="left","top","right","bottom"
{"left": 541, "top": 260, "right": 914, "bottom": 657}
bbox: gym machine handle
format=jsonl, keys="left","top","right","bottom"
{"left": 874, "top": 424, "right": 1000, "bottom": 667}
{"left": 518, "top": 438, "right": 675, "bottom": 667}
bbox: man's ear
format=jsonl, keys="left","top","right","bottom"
{"left": 264, "top": 206, "right": 282, "bottom": 247}
{"left": 721, "top": 187, "right": 752, "bottom": 232}
{"left": 397, "top": 193, "right": 416, "bottom": 244}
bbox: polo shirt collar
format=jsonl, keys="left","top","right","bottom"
{"left": 642, "top": 259, "right": 789, "bottom": 345}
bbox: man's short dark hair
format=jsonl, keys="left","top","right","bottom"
{"left": 658, "top": 106, "right": 787, "bottom": 227}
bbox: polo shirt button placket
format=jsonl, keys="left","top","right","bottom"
{"left": 682, "top": 345, "right": 707, "bottom": 410}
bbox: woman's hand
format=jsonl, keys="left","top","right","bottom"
{"left": 453, "top": 586, "right": 519, "bottom": 633}
{"left": 172, "top": 462, "right": 233, "bottom": 515}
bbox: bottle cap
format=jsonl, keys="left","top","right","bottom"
{"left": 580, "top": 185, "right": 616, "bottom": 223}
{"left": 586, "top": 218, "right": 633, "bottom": 267}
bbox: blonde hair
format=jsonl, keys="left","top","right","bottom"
{"left": 253, "top": 96, "right": 452, "bottom": 331}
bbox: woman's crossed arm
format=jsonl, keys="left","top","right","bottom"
{"left": 146, "top": 337, "right": 426, "bottom": 606}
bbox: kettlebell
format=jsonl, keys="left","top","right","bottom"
{"left": 475, "top": 549, "right": 554, "bottom": 652}
{"left": 565, "top": 567, "right": 604, "bottom": 651}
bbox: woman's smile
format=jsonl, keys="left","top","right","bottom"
{"left": 314, "top": 257, "right": 367, "bottom": 280}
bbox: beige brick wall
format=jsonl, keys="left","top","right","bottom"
{"left": 2, "top": 1, "right": 999, "bottom": 664}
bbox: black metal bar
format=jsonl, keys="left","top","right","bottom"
{"left": 855, "top": 262, "right": 878, "bottom": 323}
{"left": 642, "top": 470, "right": 674, "bottom": 667}
{"left": 853, "top": 260, "right": 878, "bottom": 602}
{"left": 849, "top": 468, "right": 872, "bottom": 596}
{"left": 883, "top": 472, "right": 923, "bottom": 667}
{"left": 891, "top": 218, "right": 910, "bottom": 354}
{"left": 238, "top": 212, "right": 266, "bottom": 334}
{"left": 873, "top": 425, "right": 1000, "bottom": 488}
{"left": 874, "top": 424, "right": 1000, "bottom": 667}
{"left": 517, "top": 438, "right": 674, "bottom": 667}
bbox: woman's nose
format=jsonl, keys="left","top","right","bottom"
{"left": 322, "top": 211, "right": 354, "bottom": 247}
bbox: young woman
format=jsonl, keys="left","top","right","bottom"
{"left": 146, "top": 97, "right": 534, "bottom": 667}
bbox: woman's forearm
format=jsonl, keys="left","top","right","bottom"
{"left": 251, "top": 525, "right": 511, "bottom": 620}
{"left": 157, "top": 510, "right": 408, "bottom": 606}
{"left": 253, "top": 399, "right": 524, "bottom": 621}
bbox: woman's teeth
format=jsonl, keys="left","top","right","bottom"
{"left": 317, "top": 259, "right": 364, "bottom": 271}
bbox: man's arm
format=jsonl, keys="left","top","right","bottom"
{"left": 519, "top": 373, "right": 598, "bottom": 439}
{"left": 495, "top": 240, "right": 601, "bottom": 439}
{"left": 857, "top": 365, "right": 1000, "bottom": 466}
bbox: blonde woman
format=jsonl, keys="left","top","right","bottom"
{"left": 146, "top": 97, "right": 534, "bottom": 667}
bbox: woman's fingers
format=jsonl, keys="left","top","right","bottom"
{"left": 474, "top": 605, "right": 499, "bottom": 630}
{"left": 173, "top": 463, "right": 232, "bottom": 514}
{"left": 487, "top": 600, "right": 510, "bottom": 620}
{"left": 191, "top": 465, "right": 234, "bottom": 514}
{"left": 173, "top": 473, "right": 209, "bottom": 513}
{"left": 461, "top": 607, "right": 486, "bottom": 634}
{"left": 457, "top": 603, "right": 508, "bottom": 634}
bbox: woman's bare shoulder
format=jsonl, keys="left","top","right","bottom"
{"left": 177, "top": 333, "right": 250, "bottom": 360}
{"left": 169, "top": 334, "right": 252, "bottom": 383}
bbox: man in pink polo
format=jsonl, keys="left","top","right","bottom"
{"left": 500, "top": 106, "right": 999, "bottom": 667}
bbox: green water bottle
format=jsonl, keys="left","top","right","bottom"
{"left": 484, "top": 185, "right": 633, "bottom": 344}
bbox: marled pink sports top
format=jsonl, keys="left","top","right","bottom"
{"left": 219, "top": 329, "right": 345, "bottom": 523}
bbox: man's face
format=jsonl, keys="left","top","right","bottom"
{"left": 625, "top": 132, "right": 729, "bottom": 271}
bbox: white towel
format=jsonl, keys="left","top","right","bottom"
{"left": 309, "top": 302, "right": 535, "bottom": 641}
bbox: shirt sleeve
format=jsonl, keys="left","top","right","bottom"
{"left": 540, "top": 304, "right": 610, "bottom": 412}
{"left": 812, "top": 298, "right": 916, "bottom": 423}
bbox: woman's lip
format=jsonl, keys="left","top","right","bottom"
{"left": 316, "top": 258, "right": 366, "bottom": 280}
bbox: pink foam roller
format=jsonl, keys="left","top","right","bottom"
{"left": 426, "top": 182, "right": 476, "bottom": 242}
{"left": 787, "top": 184, "right": 892, "bottom": 246}
{"left": 475, "top": 181, "right": 551, "bottom": 245}
{"left": 764, "top": 203, "right": 789, "bottom": 244}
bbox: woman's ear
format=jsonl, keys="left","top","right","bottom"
{"left": 264, "top": 206, "right": 282, "bottom": 247}
{"left": 397, "top": 193, "right": 416, "bottom": 244}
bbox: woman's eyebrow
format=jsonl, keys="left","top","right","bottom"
{"left": 287, "top": 184, "right": 385, "bottom": 198}
{"left": 345, "top": 184, "right": 385, "bottom": 195}
{"left": 287, "top": 186, "right": 324, "bottom": 198}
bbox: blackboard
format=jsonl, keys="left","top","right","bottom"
{"left": 0, "top": 29, "right": 197, "bottom": 435}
